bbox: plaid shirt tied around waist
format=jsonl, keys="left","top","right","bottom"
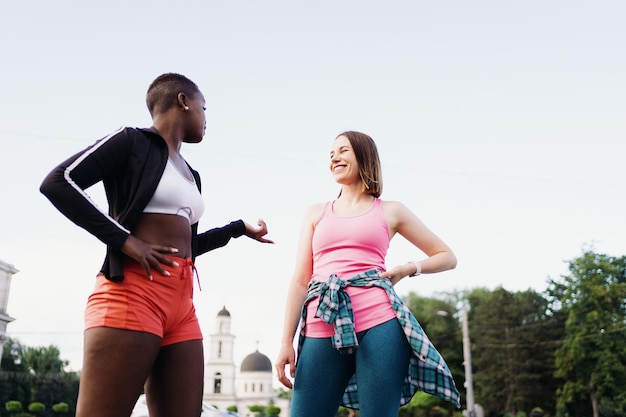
{"left": 299, "top": 269, "right": 461, "bottom": 409}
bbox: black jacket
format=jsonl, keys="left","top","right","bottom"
{"left": 40, "top": 126, "right": 245, "bottom": 281}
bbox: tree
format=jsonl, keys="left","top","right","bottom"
{"left": 548, "top": 250, "right": 626, "bottom": 417}
{"left": 0, "top": 338, "right": 79, "bottom": 417}
{"left": 469, "top": 286, "right": 564, "bottom": 416}
{"left": 1, "top": 339, "right": 32, "bottom": 414}
{"left": 21, "top": 346, "right": 68, "bottom": 375}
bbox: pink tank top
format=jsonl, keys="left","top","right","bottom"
{"left": 306, "top": 198, "right": 396, "bottom": 337}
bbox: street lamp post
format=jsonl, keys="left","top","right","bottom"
{"left": 461, "top": 305, "right": 476, "bottom": 417}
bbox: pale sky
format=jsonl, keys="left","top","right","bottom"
{"left": 1, "top": 0, "right": 624, "bottom": 382}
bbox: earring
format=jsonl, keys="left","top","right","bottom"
{"left": 184, "top": 106, "right": 190, "bottom": 111}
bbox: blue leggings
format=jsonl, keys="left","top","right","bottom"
{"left": 290, "top": 318, "right": 412, "bottom": 417}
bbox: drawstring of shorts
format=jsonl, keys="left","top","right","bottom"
{"left": 179, "top": 259, "right": 201, "bottom": 291}
{"left": 192, "top": 263, "right": 201, "bottom": 291}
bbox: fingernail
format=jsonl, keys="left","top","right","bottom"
{"left": 164, "top": 271, "right": 170, "bottom": 276}
{"left": 173, "top": 262, "right": 179, "bottom": 267}
{"left": 149, "top": 275, "right": 154, "bottom": 281}
{"left": 171, "top": 248, "right": 179, "bottom": 253}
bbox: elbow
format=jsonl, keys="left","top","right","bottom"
{"left": 39, "top": 175, "right": 52, "bottom": 196}
{"left": 448, "top": 252, "right": 458, "bottom": 270}
{"left": 40, "top": 169, "right": 61, "bottom": 199}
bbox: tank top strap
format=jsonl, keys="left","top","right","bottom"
{"left": 372, "top": 197, "right": 382, "bottom": 211}
{"left": 314, "top": 201, "right": 334, "bottom": 226}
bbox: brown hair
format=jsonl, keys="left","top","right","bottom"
{"left": 146, "top": 73, "right": 200, "bottom": 117}
{"left": 336, "top": 131, "right": 383, "bottom": 198}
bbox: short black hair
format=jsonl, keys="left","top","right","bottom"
{"left": 146, "top": 73, "right": 200, "bottom": 116}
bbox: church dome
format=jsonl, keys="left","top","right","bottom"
{"left": 217, "top": 306, "right": 230, "bottom": 317}
{"left": 240, "top": 350, "right": 272, "bottom": 372}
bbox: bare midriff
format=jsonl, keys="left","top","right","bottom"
{"left": 133, "top": 213, "right": 193, "bottom": 259}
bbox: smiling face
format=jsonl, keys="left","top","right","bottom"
{"left": 329, "top": 135, "right": 360, "bottom": 185}
{"left": 330, "top": 131, "right": 383, "bottom": 197}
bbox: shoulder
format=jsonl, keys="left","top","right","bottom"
{"left": 105, "top": 127, "right": 168, "bottom": 153}
{"left": 304, "top": 201, "right": 327, "bottom": 218}
{"left": 380, "top": 199, "right": 409, "bottom": 213}
{"left": 380, "top": 199, "right": 415, "bottom": 224}
{"left": 303, "top": 201, "right": 328, "bottom": 226}
{"left": 101, "top": 127, "right": 152, "bottom": 145}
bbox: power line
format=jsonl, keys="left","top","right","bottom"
{"left": 2, "top": 129, "right": 624, "bottom": 189}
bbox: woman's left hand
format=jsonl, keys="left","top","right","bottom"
{"left": 244, "top": 218, "right": 274, "bottom": 244}
{"left": 378, "top": 263, "right": 415, "bottom": 285}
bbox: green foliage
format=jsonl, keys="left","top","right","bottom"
{"left": 399, "top": 391, "right": 447, "bottom": 417}
{"left": 276, "top": 388, "right": 292, "bottom": 399}
{"left": 265, "top": 404, "right": 280, "bottom": 416}
{"left": 227, "top": 405, "right": 238, "bottom": 412}
{"left": 248, "top": 404, "right": 266, "bottom": 416}
{"left": 21, "top": 346, "right": 68, "bottom": 375}
{"left": 5, "top": 401, "right": 22, "bottom": 413}
{"left": 548, "top": 250, "right": 626, "bottom": 417}
{"left": 52, "top": 402, "right": 69, "bottom": 413}
{"left": 469, "top": 286, "right": 563, "bottom": 416}
{"left": 27, "top": 402, "right": 45, "bottom": 413}
{"left": 336, "top": 406, "right": 358, "bottom": 417}
{"left": 0, "top": 338, "right": 78, "bottom": 417}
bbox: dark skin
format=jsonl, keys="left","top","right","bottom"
{"left": 76, "top": 89, "right": 273, "bottom": 417}
{"left": 121, "top": 91, "right": 272, "bottom": 278}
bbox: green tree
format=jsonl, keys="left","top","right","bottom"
{"left": 547, "top": 250, "right": 626, "bottom": 417}
{"left": 469, "top": 287, "right": 564, "bottom": 416}
{"left": 21, "top": 346, "right": 68, "bottom": 375}
{"left": 1, "top": 339, "right": 33, "bottom": 414}
{"left": 0, "top": 338, "right": 78, "bottom": 417}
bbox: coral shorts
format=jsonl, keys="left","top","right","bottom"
{"left": 85, "top": 257, "right": 202, "bottom": 346}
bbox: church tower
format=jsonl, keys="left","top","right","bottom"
{"left": 0, "top": 259, "right": 18, "bottom": 368}
{"left": 203, "top": 306, "right": 237, "bottom": 405}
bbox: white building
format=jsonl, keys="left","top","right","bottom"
{"left": 0, "top": 259, "right": 18, "bottom": 366}
{"left": 203, "top": 307, "right": 290, "bottom": 417}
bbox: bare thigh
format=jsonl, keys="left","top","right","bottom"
{"left": 76, "top": 327, "right": 162, "bottom": 417}
{"left": 145, "top": 339, "right": 205, "bottom": 417}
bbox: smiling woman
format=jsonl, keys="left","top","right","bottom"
{"left": 275, "top": 131, "right": 460, "bottom": 417}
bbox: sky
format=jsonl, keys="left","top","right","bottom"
{"left": 1, "top": 0, "right": 625, "bottom": 383}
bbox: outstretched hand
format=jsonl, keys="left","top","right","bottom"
{"left": 244, "top": 218, "right": 274, "bottom": 244}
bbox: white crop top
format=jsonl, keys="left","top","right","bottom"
{"left": 143, "top": 158, "right": 205, "bottom": 224}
